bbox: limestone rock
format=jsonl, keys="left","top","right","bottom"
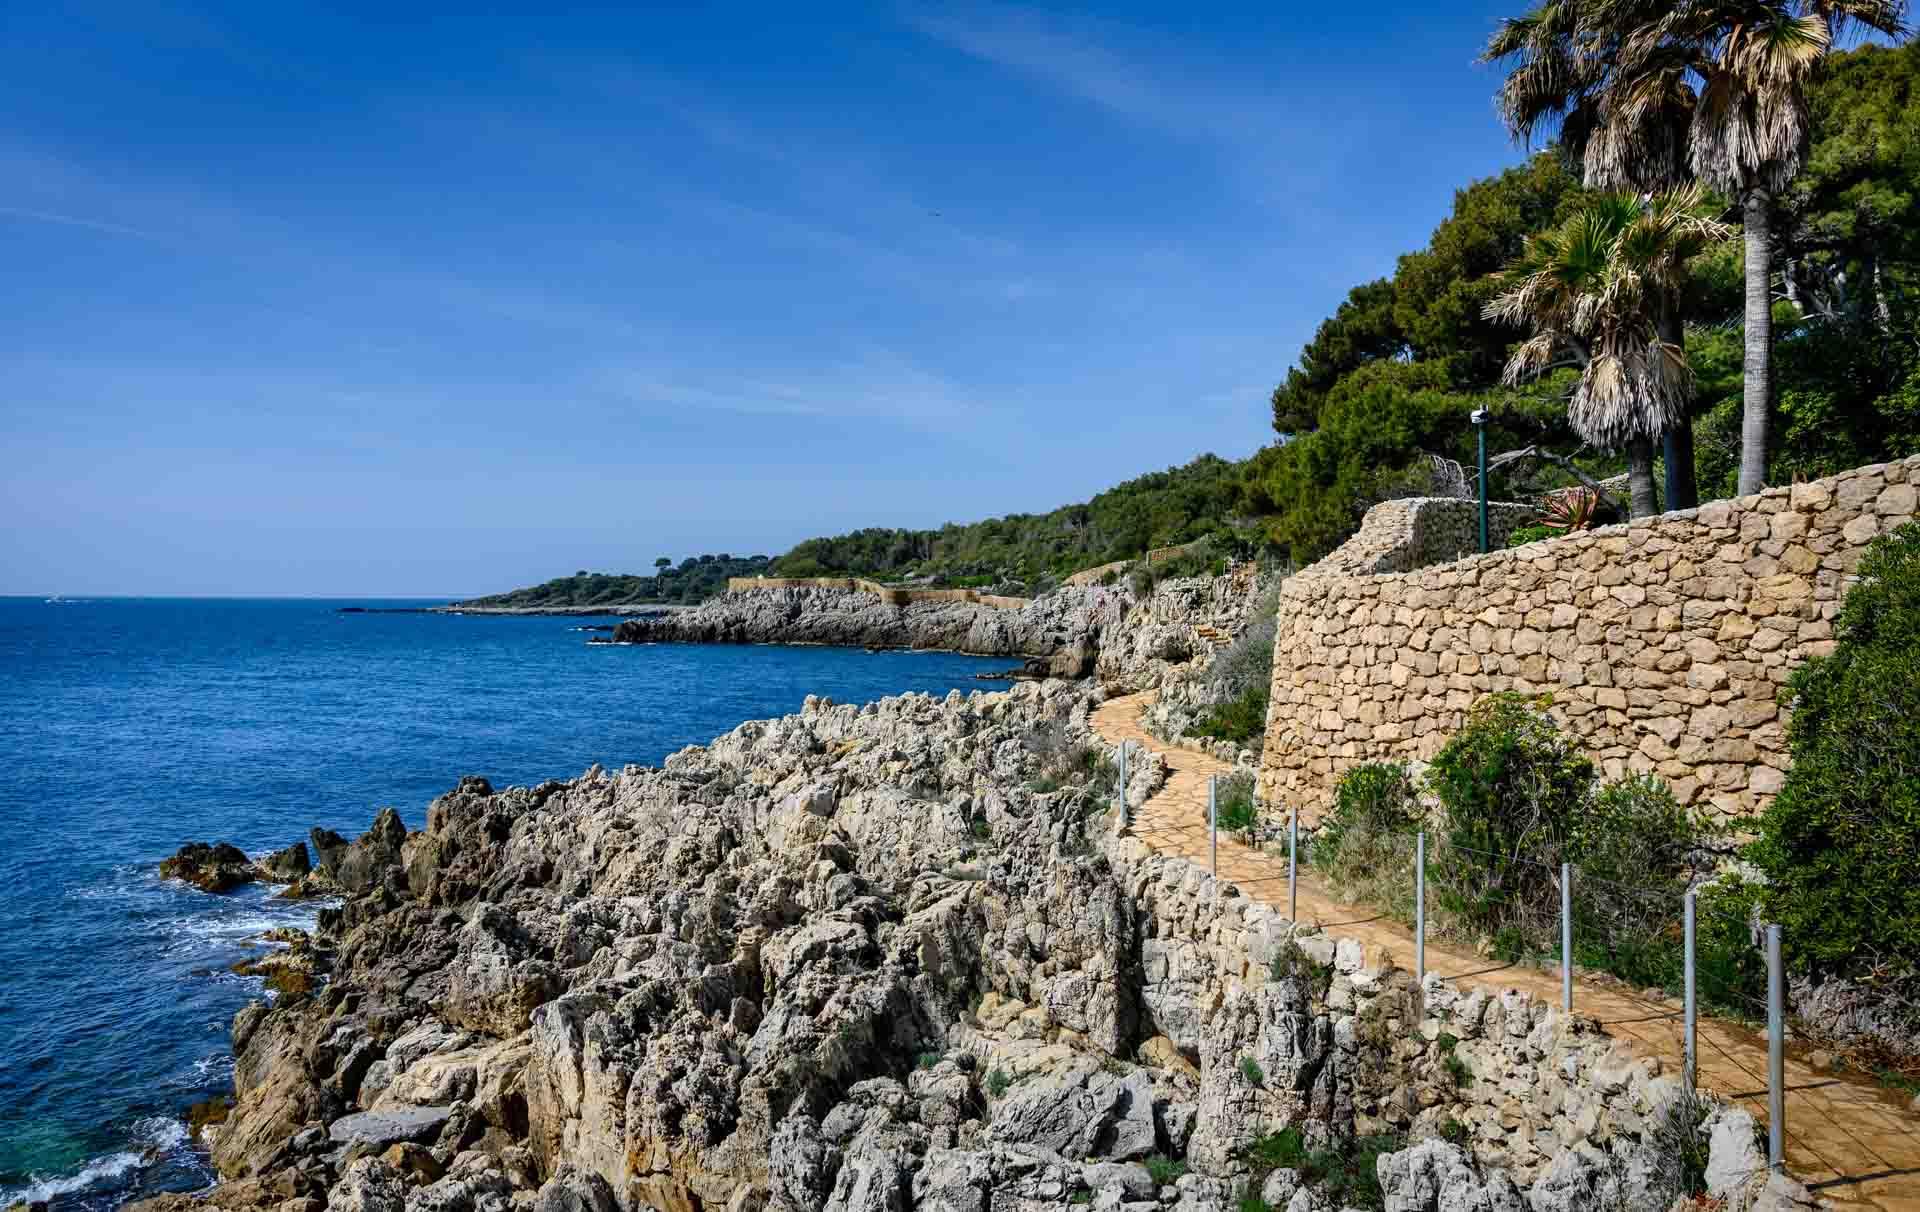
{"left": 1376, "top": 1139, "right": 1523, "bottom": 1212}
{"left": 328, "top": 1159, "right": 408, "bottom": 1212}
{"left": 1704, "top": 1108, "right": 1765, "bottom": 1200}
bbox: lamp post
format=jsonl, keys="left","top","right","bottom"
{"left": 1471, "top": 408, "right": 1489, "bottom": 553}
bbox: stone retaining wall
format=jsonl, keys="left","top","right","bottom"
{"left": 1258, "top": 456, "right": 1920, "bottom": 824}
{"left": 1102, "top": 831, "right": 1681, "bottom": 1188}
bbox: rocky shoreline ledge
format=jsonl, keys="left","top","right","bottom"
{"left": 76, "top": 573, "right": 1807, "bottom": 1212}
{"left": 600, "top": 586, "right": 1124, "bottom": 672}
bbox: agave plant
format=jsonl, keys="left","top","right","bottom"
{"left": 1539, "top": 486, "right": 1600, "bottom": 533}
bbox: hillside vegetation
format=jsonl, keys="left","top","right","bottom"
{"left": 456, "top": 555, "right": 771, "bottom": 607}
{"left": 768, "top": 454, "right": 1252, "bottom": 591}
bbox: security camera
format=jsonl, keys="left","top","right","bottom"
{"left": 1470, "top": 408, "right": 1489, "bottom": 425}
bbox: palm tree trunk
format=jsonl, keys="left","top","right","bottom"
{"left": 1628, "top": 437, "right": 1658, "bottom": 519}
{"left": 1738, "top": 187, "right": 1773, "bottom": 496}
{"left": 1657, "top": 296, "right": 1698, "bottom": 511}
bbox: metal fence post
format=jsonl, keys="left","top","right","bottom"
{"left": 1768, "top": 923, "right": 1785, "bottom": 1172}
{"left": 1288, "top": 802, "right": 1299, "bottom": 922}
{"left": 1560, "top": 862, "right": 1573, "bottom": 1013}
{"left": 1208, "top": 775, "right": 1217, "bottom": 875}
{"left": 1684, "top": 891, "right": 1697, "bottom": 1090}
{"left": 1416, "top": 831, "right": 1426, "bottom": 986}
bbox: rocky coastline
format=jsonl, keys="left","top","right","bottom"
{"left": 85, "top": 574, "right": 1810, "bottom": 1212}
{"left": 600, "top": 586, "right": 1128, "bottom": 670}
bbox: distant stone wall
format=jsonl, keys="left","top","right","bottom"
{"left": 1063, "top": 540, "right": 1213, "bottom": 589}
{"left": 725, "top": 576, "right": 1029, "bottom": 610}
{"left": 1258, "top": 458, "right": 1920, "bottom": 824}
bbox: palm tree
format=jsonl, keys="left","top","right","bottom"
{"left": 1484, "top": 0, "right": 1909, "bottom": 498}
{"left": 1486, "top": 189, "right": 1735, "bottom": 518}
{"left": 1485, "top": 0, "right": 1702, "bottom": 506}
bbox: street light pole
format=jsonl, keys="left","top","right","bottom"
{"left": 1471, "top": 408, "right": 1489, "bottom": 553}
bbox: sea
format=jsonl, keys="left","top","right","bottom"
{"left": 0, "top": 597, "right": 1014, "bottom": 1207}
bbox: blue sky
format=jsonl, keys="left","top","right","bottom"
{"left": 2, "top": 1, "right": 1538, "bottom": 596}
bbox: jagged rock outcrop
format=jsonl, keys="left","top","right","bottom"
{"left": 160, "top": 842, "right": 267, "bottom": 894}
{"left": 604, "top": 584, "right": 1131, "bottom": 667}
{"left": 145, "top": 637, "right": 1804, "bottom": 1212}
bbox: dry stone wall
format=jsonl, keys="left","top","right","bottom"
{"left": 1258, "top": 456, "right": 1920, "bottom": 824}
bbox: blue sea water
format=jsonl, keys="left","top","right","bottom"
{"left": 0, "top": 598, "right": 1013, "bottom": 1207}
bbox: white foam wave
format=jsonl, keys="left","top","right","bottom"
{"left": 0, "top": 1117, "right": 189, "bottom": 1205}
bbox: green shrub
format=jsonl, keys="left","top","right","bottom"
{"left": 1205, "top": 596, "right": 1278, "bottom": 704}
{"left": 1648, "top": 1084, "right": 1717, "bottom": 1202}
{"left": 1269, "top": 937, "right": 1331, "bottom": 997}
{"left": 1567, "top": 775, "right": 1716, "bottom": 988}
{"left": 1428, "top": 693, "right": 1593, "bottom": 944}
{"left": 916, "top": 1051, "right": 942, "bottom": 1070}
{"left": 1239, "top": 1056, "right": 1265, "bottom": 1085}
{"left": 1310, "top": 1134, "right": 1402, "bottom": 1212}
{"left": 1193, "top": 685, "right": 1271, "bottom": 744}
{"left": 986, "top": 1068, "right": 1011, "bottom": 1098}
{"left": 1241, "top": 1127, "right": 1400, "bottom": 1212}
{"left": 1749, "top": 521, "right": 1920, "bottom": 977}
{"left": 1211, "top": 771, "right": 1260, "bottom": 836}
{"left": 1143, "top": 1155, "right": 1188, "bottom": 1186}
{"left": 1315, "top": 763, "right": 1422, "bottom": 923}
{"left": 1242, "top": 1126, "right": 1309, "bottom": 1171}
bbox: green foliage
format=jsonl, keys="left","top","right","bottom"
{"left": 1268, "top": 937, "right": 1331, "bottom": 997}
{"left": 1428, "top": 694, "right": 1593, "bottom": 937}
{"left": 970, "top": 818, "right": 993, "bottom": 841}
{"left": 985, "top": 1069, "right": 1011, "bottom": 1098}
{"left": 1246, "top": 360, "right": 1581, "bottom": 566}
{"left": 1314, "top": 763, "right": 1422, "bottom": 924}
{"left": 1143, "top": 1156, "right": 1188, "bottom": 1186}
{"left": 1504, "top": 523, "right": 1558, "bottom": 547}
{"left": 1241, "top": 1128, "right": 1402, "bottom": 1212}
{"left": 1650, "top": 1085, "right": 1717, "bottom": 1201}
{"left": 1243, "top": 1127, "right": 1310, "bottom": 1171}
{"left": 1749, "top": 521, "right": 1920, "bottom": 977}
{"left": 1193, "top": 686, "right": 1271, "bottom": 745}
{"left": 1210, "top": 771, "right": 1260, "bottom": 836}
{"left": 1238, "top": 1056, "right": 1265, "bottom": 1086}
{"left": 916, "top": 1051, "right": 942, "bottom": 1070}
{"left": 1439, "top": 1117, "right": 1470, "bottom": 1146}
{"left": 456, "top": 554, "right": 773, "bottom": 608}
{"left": 1443, "top": 1051, "right": 1473, "bottom": 1088}
{"left": 769, "top": 455, "right": 1251, "bottom": 585}
{"left": 1237, "top": 1198, "right": 1271, "bottom": 1212}
{"left": 1567, "top": 775, "right": 1715, "bottom": 987}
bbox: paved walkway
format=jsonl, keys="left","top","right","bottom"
{"left": 1091, "top": 691, "right": 1920, "bottom": 1211}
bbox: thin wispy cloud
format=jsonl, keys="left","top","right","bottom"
{"left": 0, "top": 205, "right": 156, "bottom": 240}
{"left": 906, "top": 5, "right": 1210, "bottom": 138}
{"left": 901, "top": 2, "right": 1366, "bottom": 210}
{"left": 599, "top": 348, "right": 988, "bottom": 426}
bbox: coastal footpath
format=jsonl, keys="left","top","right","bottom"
{"left": 119, "top": 575, "right": 1805, "bottom": 1212}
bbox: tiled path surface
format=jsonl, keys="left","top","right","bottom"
{"left": 1091, "top": 690, "right": 1920, "bottom": 1211}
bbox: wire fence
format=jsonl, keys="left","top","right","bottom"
{"left": 1106, "top": 749, "right": 1920, "bottom": 1184}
